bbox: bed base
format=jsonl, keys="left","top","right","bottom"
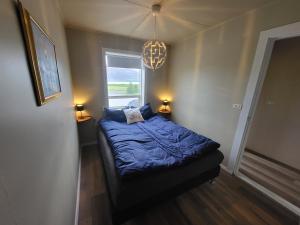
{"left": 96, "top": 126, "right": 221, "bottom": 225}
{"left": 110, "top": 166, "right": 220, "bottom": 225}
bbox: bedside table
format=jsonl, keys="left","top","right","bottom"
{"left": 77, "top": 116, "right": 97, "bottom": 147}
{"left": 157, "top": 110, "right": 171, "bottom": 120}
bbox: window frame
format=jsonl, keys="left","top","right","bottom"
{"left": 102, "top": 48, "right": 145, "bottom": 109}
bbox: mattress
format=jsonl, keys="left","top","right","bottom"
{"left": 99, "top": 115, "right": 221, "bottom": 179}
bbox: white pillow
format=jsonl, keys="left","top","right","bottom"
{"left": 123, "top": 108, "right": 144, "bottom": 124}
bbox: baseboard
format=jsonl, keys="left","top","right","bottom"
{"left": 220, "top": 164, "right": 233, "bottom": 174}
{"left": 74, "top": 153, "right": 82, "bottom": 225}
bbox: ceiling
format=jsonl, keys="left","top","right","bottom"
{"left": 59, "top": 0, "right": 274, "bottom": 44}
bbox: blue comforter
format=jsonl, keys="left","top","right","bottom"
{"left": 99, "top": 116, "right": 220, "bottom": 178}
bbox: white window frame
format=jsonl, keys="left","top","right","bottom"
{"left": 102, "top": 48, "right": 145, "bottom": 109}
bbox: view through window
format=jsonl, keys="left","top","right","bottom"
{"left": 104, "top": 51, "right": 144, "bottom": 108}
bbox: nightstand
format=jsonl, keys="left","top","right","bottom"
{"left": 77, "top": 116, "right": 92, "bottom": 123}
{"left": 157, "top": 110, "right": 171, "bottom": 120}
{"left": 77, "top": 116, "right": 97, "bottom": 147}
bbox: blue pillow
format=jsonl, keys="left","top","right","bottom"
{"left": 140, "top": 103, "right": 155, "bottom": 120}
{"left": 104, "top": 108, "right": 127, "bottom": 122}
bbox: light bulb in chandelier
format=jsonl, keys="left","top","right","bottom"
{"left": 143, "top": 4, "right": 167, "bottom": 70}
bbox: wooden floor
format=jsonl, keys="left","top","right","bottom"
{"left": 79, "top": 145, "right": 299, "bottom": 225}
{"left": 240, "top": 150, "right": 300, "bottom": 208}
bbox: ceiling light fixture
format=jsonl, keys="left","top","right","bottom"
{"left": 143, "top": 4, "right": 167, "bottom": 71}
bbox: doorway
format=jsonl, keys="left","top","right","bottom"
{"left": 239, "top": 36, "right": 300, "bottom": 208}
{"left": 229, "top": 22, "right": 300, "bottom": 216}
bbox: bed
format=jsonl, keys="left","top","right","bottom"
{"left": 97, "top": 110, "right": 224, "bottom": 224}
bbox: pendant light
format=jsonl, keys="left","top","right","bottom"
{"left": 143, "top": 4, "right": 167, "bottom": 70}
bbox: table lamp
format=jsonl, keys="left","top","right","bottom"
{"left": 75, "top": 104, "right": 85, "bottom": 119}
{"left": 162, "top": 99, "right": 169, "bottom": 111}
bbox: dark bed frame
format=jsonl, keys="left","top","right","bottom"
{"left": 97, "top": 126, "right": 222, "bottom": 225}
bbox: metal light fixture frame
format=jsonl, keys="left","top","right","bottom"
{"left": 143, "top": 4, "right": 167, "bottom": 70}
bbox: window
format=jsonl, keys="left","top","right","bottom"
{"left": 104, "top": 50, "right": 145, "bottom": 109}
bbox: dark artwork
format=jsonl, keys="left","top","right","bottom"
{"left": 31, "top": 20, "right": 61, "bottom": 98}
{"left": 18, "top": 1, "right": 61, "bottom": 105}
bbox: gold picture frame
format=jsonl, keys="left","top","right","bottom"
{"left": 18, "top": 1, "right": 61, "bottom": 106}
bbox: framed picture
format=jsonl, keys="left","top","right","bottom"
{"left": 18, "top": 1, "right": 61, "bottom": 106}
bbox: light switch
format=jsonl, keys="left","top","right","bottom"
{"left": 233, "top": 104, "right": 242, "bottom": 110}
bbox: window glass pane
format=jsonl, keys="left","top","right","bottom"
{"left": 105, "top": 51, "right": 144, "bottom": 108}
{"left": 108, "top": 98, "right": 140, "bottom": 108}
{"left": 107, "top": 67, "right": 141, "bottom": 97}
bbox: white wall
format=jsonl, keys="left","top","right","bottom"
{"left": 168, "top": 0, "right": 300, "bottom": 167}
{"left": 66, "top": 27, "right": 170, "bottom": 119}
{"left": 246, "top": 37, "right": 300, "bottom": 170}
{"left": 0, "top": 1, "right": 79, "bottom": 225}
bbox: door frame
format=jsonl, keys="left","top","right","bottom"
{"left": 228, "top": 21, "right": 300, "bottom": 215}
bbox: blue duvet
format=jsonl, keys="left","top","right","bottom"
{"left": 99, "top": 116, "right": 220, "bottom": 178}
